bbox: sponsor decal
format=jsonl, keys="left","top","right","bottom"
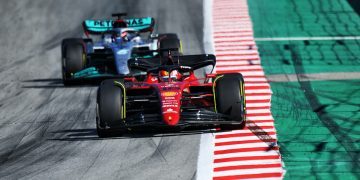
{"left": 126, "top": 18, "right": 144, "bottom": 26}
{"left": 163, "top": 104, "right": 178, "bottom": 108}
{"left": 163, "top": 108, "right": 177, "bottom": 113}
{"left": 93, "top": 20, "right": 113, "bottom": 27}
{"left": 90, "top": 18, "right": 145, "bottom": 28}
{"left": 164, "top": 97, "right": 175, "bottom": 100}
{"left": 161, "top": 86, "right": 181, "bottom": 91}
{"left": 161, "top": 91, "right": 178, "bottom": 97}
{"left": 162, "top": 100, "right": 177, "bottom": 103}
{"left": 180, "top": 66, "right": 191, "bottom": 70}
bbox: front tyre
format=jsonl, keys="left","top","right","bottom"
{"left": 215, "top": 73, "right": 246, "bottom": 130}
{"left": 96, "top": 79, "right": 127, "bottom": 137}
{"left": 61, "top": 38, "right": 86, "bottom": 85}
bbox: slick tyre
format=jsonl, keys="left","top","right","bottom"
{"left": 61, "top": 38, "right": 86, "bottom": 85}
{"left": 215, "top": 73, "right": 246, "bottom": 130}
{"left": 96, "top": 79, "right": 126, "bottom": 137}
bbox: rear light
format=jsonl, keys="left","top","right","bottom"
{"left": 163, "top": 113, "right": 179, "bottom": 126}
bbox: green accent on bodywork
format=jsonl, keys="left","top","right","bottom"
{"left": 73, "top": 67, "right": 99, "bottom": 78}
{"left": 248, "top": 0, "right": 360, "bottom": 179}
{"left": 84, "top": 17, "right": 154, "bottom": 33}
{"left": 131, "top": 54, "right": 156, "bottom": 59}
{"left": 73, "top": 67, "right": 113, "bottom": 79}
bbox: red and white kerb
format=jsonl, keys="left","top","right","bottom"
{"left": 211, "top": 0, "right": 284, "bottom": 179}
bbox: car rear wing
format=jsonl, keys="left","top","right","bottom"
{"left": 82, "top": 17, "right": 155, "bottom": 34}
{"left": 128, "top": 53, "right": 216, "bottom": 72}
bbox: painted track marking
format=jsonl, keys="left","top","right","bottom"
{"left": 211, "top": 0, "right": 285, "bottom": 179}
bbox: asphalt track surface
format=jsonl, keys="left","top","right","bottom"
{"left": 0, "top": 1, "right": 205, "bottom": 179}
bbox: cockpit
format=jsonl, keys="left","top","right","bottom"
{"left": 158, "top": 69, "right": 183, "bottom": 82}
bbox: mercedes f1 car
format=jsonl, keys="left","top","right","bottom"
{"left": 96, "top": 51, "right": 246, "bottom": 137}
{"left": 61, "top": 13, "right": 181, "bottom": 85}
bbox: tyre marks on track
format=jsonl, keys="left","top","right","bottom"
{"left": 211, "top": 0, "right": 284, "bottom": 179}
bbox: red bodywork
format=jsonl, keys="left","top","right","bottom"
{"left": 124, "top": 71, "right": 215, "bottom": 126}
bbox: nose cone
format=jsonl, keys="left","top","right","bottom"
{"left": 163, "top": 113, "right": 180, "bottom": 126}
{"left": 158, "top": 83, "right": 185, "bottom": 126}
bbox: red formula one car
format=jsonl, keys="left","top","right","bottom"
{"left": 96, "top": 51, "right": 246, "bottom": 137}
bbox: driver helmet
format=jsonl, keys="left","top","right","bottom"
{"left": 113, "top": 29, "right": 129, "bottom": 42}
{"left": 112, "top": 20, "right": 128, "bottom": 42}
{"left": 159, "top": 70, "right": 169, "bottom": 82}
{"left": 120, "top": 31, "right": 129, "bottom": 41}
{"left": 170, "top": 70, "right": 182, "bottom": 81}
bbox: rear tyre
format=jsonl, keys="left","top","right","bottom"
{"left": 215, "top": 73, "right": 246, "bottom": 130}
{"left": 159, "top": 33, "right": 182, "bottom": 56}
{"left": 61, "top": 38, "right": 86, "bottom": 85}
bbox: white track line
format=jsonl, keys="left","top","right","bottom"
{"left": 196, "top": 0, "right": 215, "bottom": 180}
{"left": 246, "top": 96, "right": 271, "bottom": 101}
{"left": 213, "top": 167, "right": 283, "bottom": 177}
{"left": 214, "top": 159, "right": 283, "bottom": 168}
{"left": 216, "top": 62, "right": 262, "bottom": 67}
{"left": 246, "top": 83, "right": 270, "bottom": 86}
{"left": 245, "top": 89, "right": 272, "bottom": 94}
{"left": 217, "top": 128, "right": 276, "bottom": 135}
{"left": 215, "top": 142, "right": 278, "bottom": 151}
{"left": 247, "top": 116, "right": 274, "bottom": 121}
{"left": 216, "top": 49, "right": 259, "bottom": 55}
{"left": 247, "top": 109, "right": 271, "bottom": 114}
{"left": 246, "top": 103, "right": 271, "bottom": 107}
{"left": 214, "top": 135, "right": 278, "bottom": 144}
{"left": 214, "top": 150, "right": 280, "bottom": 160}
{"left": 217, "top": 60, "right": 261, "bottom": 66}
